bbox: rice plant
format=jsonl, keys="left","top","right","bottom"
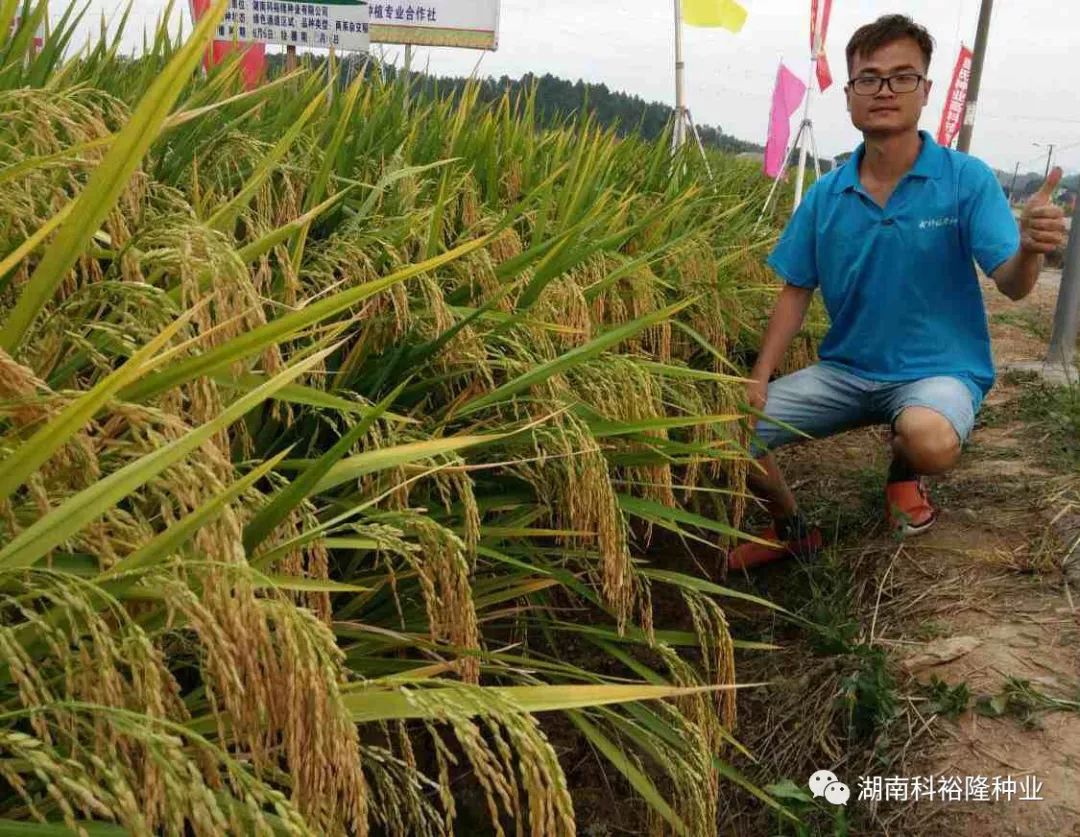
{"left": 0, "top": 2, "right": 806, "bottom": 833}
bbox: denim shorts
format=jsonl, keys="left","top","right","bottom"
{"left": 750, "top": 363, "right": 979, "bottom": 456}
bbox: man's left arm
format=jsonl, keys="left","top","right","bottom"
{"left": 992, "top": 168, "right": 1069, "bottom": 301}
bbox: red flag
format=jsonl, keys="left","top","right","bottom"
{"left": 810, "top": 0, "right": 834, "bottom": 91}
{"left": 936, "top": 45, "right": 974, "bottom": 147}
{"left": 190, "top": 0, "right": 266, "bottom": 90}
{"left": 816, "top": 52, "right": 834, "bottom": 92}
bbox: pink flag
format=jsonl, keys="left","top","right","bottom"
{"left": 764, "top": 63, "right": 807, "bottom": 178}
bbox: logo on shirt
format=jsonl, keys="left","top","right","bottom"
{"left": 918, "top": 216, "right": 959, "bottom": 230}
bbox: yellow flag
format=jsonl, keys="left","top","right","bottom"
{"left": 682, "top": 0, "right": 748, "bottom": 32}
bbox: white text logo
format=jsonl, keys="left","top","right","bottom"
{"left": 808, "top": 769, "right": 851, "bottom": 806}
{"left": 919, "top": 216, "right": 959, "bottom": 230}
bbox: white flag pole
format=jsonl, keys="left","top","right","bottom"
{"left": 673, "top": 0, "right": 686, "bottom": 149}
{"left": 793, "top": 10, "right": 820, "bottom": 210}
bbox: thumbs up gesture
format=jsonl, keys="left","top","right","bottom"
{"left": 1020, "top": 167, "right": 1068, "bottom": 255}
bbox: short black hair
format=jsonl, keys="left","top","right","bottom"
{"left": 846, "top": 15, "right": 935, "bottom": 75}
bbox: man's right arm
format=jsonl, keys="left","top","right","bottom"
{"left": 747, "top": 284, "right": 815, "bottom": 413}
{"left": 754, "top": 181, "right": 820, "bottom": 413}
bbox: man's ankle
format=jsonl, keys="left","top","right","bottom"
{"left": 888, "top": 457, "right": 917, "bottom": 484}
{"left": 775, "top": 511, "right": 810, "bottom": 540}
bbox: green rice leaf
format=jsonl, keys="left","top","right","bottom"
{"left": 641, "top": 568, "right": 794, "bottom": 616}
{"left": 587, "top": 414, "right": 742, "bottom": 438}
{"left": 340, "top": 682, "right": 733, "bottom": 722}
{"left": 306, "top": 432, "right": 506, "bottom": 495}
{"left": 242, "top": 383, "right": 405, "bottom": 552}
{"left": 256, "top": 575, "right": 370, "bottom": 593}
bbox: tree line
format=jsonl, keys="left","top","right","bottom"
{"left": 270, "top": 53, "right": 764, "bottom": 155}
{"left": 415, "top": 70, "right": 765, "bottom": 154}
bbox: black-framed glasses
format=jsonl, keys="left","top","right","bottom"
{"left": 846, "top": 73, "right": 925, "bottom": 96}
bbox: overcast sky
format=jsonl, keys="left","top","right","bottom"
{"left": 75, "top": 0, "right": 1080, "bottom": 176}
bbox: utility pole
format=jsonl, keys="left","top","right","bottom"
{"left": 1044, "top": 143, "right": 1056, "bottom": 179}
{"left": 956, "top": 0, "right": 993, "bottom": 153}
{"left": 1008, "top": 161, "right": 1020, "bottom": 203}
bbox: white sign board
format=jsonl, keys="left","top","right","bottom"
{"left": 368, "top": 0, "right": 499, "bottom": 50}
{"left": 216, "top": 0, "right": 370, "bottom": 52}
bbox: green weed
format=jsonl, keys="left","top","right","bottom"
{"left": 919, "top": 675, "right": 972, "bottom": 719}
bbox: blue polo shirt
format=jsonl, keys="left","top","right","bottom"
{"left": 767, "top": 131, "right": 1019, "bottom": 407}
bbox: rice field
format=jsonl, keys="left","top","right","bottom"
{"left": 0, "top": 2, "right": 820, "bottom": 833}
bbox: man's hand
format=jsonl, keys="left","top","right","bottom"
{"left": 746, "top": 375, "right": 769, "bottom": 429}
{"left": 1020, "top": 167, "right": 1068, "bottom": 256}
{"left": 745, "top": 284, "right": 813, "bottom": 426}
{"left": 994, "top": 167, "right": 1070, "bottom": 300}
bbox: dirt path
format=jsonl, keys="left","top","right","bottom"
{"left": 726, "top": 269, "right": 1080, "bottom": 836}
{"left": 890, "top": 272, "right": 1080, "bottom": 836}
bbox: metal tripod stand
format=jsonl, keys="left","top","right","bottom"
{"left": 672, "top": 104, "right": 714, "bottom": 180}
{"left": 758, "top": 114, "right": 821, "bottom": 223}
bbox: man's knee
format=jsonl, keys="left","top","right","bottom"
{"left": 894, "top": 408, "right": 961, "bottom": 474}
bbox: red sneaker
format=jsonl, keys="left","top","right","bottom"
{"left": 728, "top": 524, "right": 824, "bottom": 572}
{"left": 885, "top": 478, "right": 937, "bottom": 536}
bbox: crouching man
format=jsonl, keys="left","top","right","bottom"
{"left": 730, "top": 15, "right": 1068, "bottom": 570}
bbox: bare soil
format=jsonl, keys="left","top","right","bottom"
{"left": 901, "top": 273, "right": 1080, "bottom": 836}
